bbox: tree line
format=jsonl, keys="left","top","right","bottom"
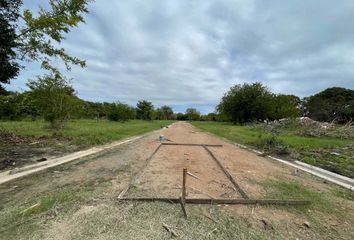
{"left": 0, "top": 75, "right": 204, "bottom": 127}
{"left": 1, "top": 79, "right": 353, "bottom": 127}
{"left": 217, "top": 83, "right": 354, "bottom": 124}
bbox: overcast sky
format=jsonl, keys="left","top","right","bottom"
{"left": 8, "top": 0, "right": 354, "bottom": 113}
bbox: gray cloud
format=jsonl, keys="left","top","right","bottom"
{"left": 9, "top": 0, "right": 354, "bottom": 113}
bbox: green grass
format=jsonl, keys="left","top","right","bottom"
{"left": 262, "top": 179, "right": 354, "bottom": 240}
{"left": 192, "top": 121, "right": 352, "bottom": 150}
{"left": 192, "top": 121, "right": 354, "bottom": 178}
{"left": 263, "top": 180, "right": 329, "bottom": 212}
{"left": 0, "top": 119, "right": 174, "bottom": 146}
{"left": 0, "top": 189, "right": 80, "bottom": 236}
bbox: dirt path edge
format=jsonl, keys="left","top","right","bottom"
{"left": 0, "top": 125, "right": 173, "bottom": 185}
{"left": 195, "top": 126, "right": 354, "bottom": 191}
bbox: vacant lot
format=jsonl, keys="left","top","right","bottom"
{"left": 0, "top": 119, "right": 173, "bottom": 170}
{"left": 0, "top": 122, "right": 353, "bottom": 240}
{"left": 192, "top": 121, "right": 354, "bottom": 178}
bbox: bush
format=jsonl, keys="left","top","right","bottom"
{"left": 107, "top": 102, "right": 136, "bottom": 122}
{"left": 255, "top": 134, "right": 290, "bottom": 155}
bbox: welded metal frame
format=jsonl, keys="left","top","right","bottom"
{"left": 119, "top": 142, "right": 311, "bottom": 206}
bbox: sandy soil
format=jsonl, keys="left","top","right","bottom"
{"left": 128, "top": 122, "right": 333, "bottom": 199}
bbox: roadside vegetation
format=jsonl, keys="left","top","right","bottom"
{"left": 193, "top": 121, "right": 354, "bottom": 178}
{"left": 0, "top": 119, "right": 173, "bottom": 170}
{"left": 0, "top": 119, "right": 173, "bottom": 146}
{"left": 191, "top": 82, "right": 354, "bottom": 178}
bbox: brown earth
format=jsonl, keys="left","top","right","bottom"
{"left": 128, "top": 122, "right": 333, "bottom": 199}
{"left": 0, "top": 121, "right": 353, "bottom": 240}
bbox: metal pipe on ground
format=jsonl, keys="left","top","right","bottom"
{"left": 202, "top": 145, "right": 249, "bottom": 199}
{"left": 118, "top": 143, "right": 163, "bottom": 199}
{"left": 161, "top": 143, "right": 222, "bottom": 147}
{"left": 118, "top": 197, "right": 311, "bottom": 206}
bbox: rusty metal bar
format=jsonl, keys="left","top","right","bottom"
{"left": 180, "top": 168, "right": 188, "bottom": 218}
{"left": 118, "top": 197, "right": 311, "bottom": 206}
{"left": 202, "top": 145, "right": 249, "bottom": 199}
{"left": 161, "top": 143, "right": 222, "bottom": 147}
{"left": 118, "top": 143, "right": 163, "bottom": 199}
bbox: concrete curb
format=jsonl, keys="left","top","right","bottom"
{"left": 0, "top": 123, "right": 175, "bottom": 185}
{"left": 233, "top": 142, "right": 354, "bottom": 191}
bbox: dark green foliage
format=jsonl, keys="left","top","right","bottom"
{"left": 217, "top": 82, "right": 274, "bottom": 123}
{"left": 199, "top": 113, "right": 218, "bottom": 121}
{"left": 271, "top": 94, "right": 301, "bottom": 119}
{"left": 217, "top": 83, "right": 301, "bottom": 123}
{"left": 185, "top": 108, "right": 200, "bottom": 121}
{"left": 304, "top": 87, "right": 354, "bottom": 123}
{"left": 27, "top": 73, "right": 78, "bottom": 128}
{"left": 107, "top": 102, "right": 136, "bottom": 122}
{"left": 0, "top": 0, "right": 22, "bottom": 91}
{"left": 154, "top": 105, "right": 174, "bottom": 120}
{"left": 136, "top": 100, "right": 154, "bottom": 120}
{"left": 176, "top": 112, "right": 187, "bottom": 120}
{"left": 0, "top": 92, "right": 38, "bottom": 120}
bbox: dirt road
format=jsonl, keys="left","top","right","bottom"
{"left": 0, "top": 122, "right": 353, "bottom": 240}
{"left": 127, "top": 122, "right": 332, "bottom": 199}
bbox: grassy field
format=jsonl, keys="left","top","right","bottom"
{"left": 0, "top": 119, "right": 174, "bottom": 170}
{"left": 0, "top": 119, "right": 174, "bottom": 146}
{"left": 192, "top": 121, "right": 354, "bottom": 178}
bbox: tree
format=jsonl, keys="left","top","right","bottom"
{"left": 0, "top": 91, "right": 39, "bottom": 120}
{"left": 27, "top": 72, "right": 77, "bottom": 128}
{"left": 176, "top": 113, "right": 187, "bottom": 120}
{"left": 270, "top": 94, "right": 301, "bottom": 120}
{"left": 304, "top": 87, "right": 354, "bottom": 122}
{"left": 0, "top": 0, "right": 22, "bottom": 92}
{"left": 217, "top": 82, "right": 274, "bottom": 124}
{"left": 107, "top": 102, "right": 136, "bottom": 122}
{"left": 185, "top": 108, "right": 200, "bottom": 121}
{"left": 204, "top": 113, "right": 217, "bottom": 121}
{"left": 154, "top": 105, "right": 174, "bottom": 120}
{"left": 136, "top": 100, "right": 154, "bottom": 120}
{"left": 0, "top": 0, "right": 91, "bottom": 90}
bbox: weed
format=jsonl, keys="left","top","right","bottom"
{"left": 333, "top": 188, "right": 354, "bottom": 201}
{"left": 255, "top": 134, "right": 290, "bottom": 155}
{"left": 192, "top": 121, "right": 354, "bottom": 178}
{"left": 0, "top": 119, "right": 174, "bottom": 147}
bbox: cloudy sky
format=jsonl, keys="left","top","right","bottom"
{"left": 9, "top": 0, "right": 354, "bottom": 113}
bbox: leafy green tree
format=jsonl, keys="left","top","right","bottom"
{"left": 107, "top": 102, "right": 136, "bottom": 122}
{"left": 176, "top": 113, "right": 187, "bottom": 120}
{"left": 305, "top": 87, "right": 354, "bottom": 122}
{"left": 0, "top": 91, "right": 38, "bottom": 120}
{"left": 27, "top": 72, "right": 77, "bottom": 128}
{"left": 1, "top": 0, "right": 91, "bottom": 90}
{"left": 136, "top": 100, "right": 154, "bottom": 120}
{"left": 0, "top": 93, "right": 19, "bottom": 120}
{"left": 185, "top": 108, "right": 200, "bottom": 121}
{"left": 204, "top": 113, "right": 217, "bottom": 121}
{"left": 217, "top": 82, "right": 274, "bottom": 124}
{"left": 270, "top": 94, "right": 301, "bottom": 120}
{"left": 160, "top": 105, "right": 174, "bottom": 120}
{"left": 153, "top": 108, "right": 163, "bottom": 120}
{"left": 154, "top": 105, "right": 174, "bottom": 120}
{"left": 0, "top": 0, "right": 22, "bottom": 92}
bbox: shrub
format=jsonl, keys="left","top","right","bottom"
{"left": 255, "top": 134, "right": 290, "bottom": 155}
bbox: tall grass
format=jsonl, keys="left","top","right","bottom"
{"left": 0, "top": 119, "right": 174, "bottom": 146}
